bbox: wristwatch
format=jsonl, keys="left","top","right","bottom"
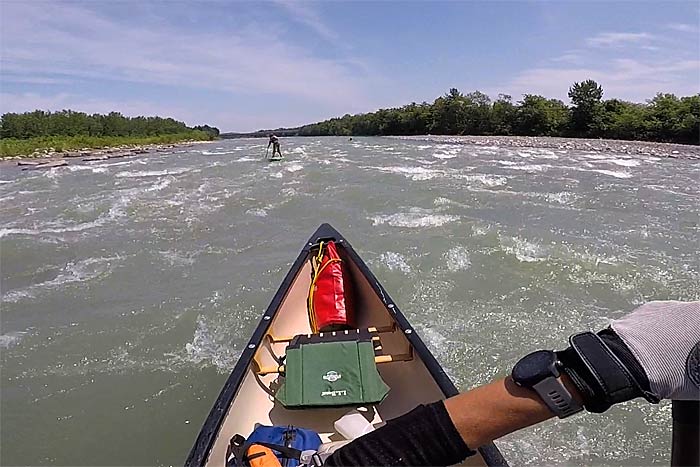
{"left": 511, "top": 350, "right": 583, "bottom": 418}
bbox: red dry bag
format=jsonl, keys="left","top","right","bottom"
{"left": 308, "top": 241, "right": 355, "bottom": 332}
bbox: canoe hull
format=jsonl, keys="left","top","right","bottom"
{"left": 186, "top": 224, "right": 507, "bottom": 466}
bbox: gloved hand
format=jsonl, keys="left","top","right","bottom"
{"left": 557, "top": 300, "right": 700, "bottom": 413}
{"left": 324, "top": 401, "right": 474, "bottom": 467}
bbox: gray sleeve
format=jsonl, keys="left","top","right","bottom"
{"left": 611, "top": 301, "right": 700, "bottom": 401}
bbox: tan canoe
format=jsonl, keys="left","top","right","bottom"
{"left": 186, "top": 224, "right": 507, "bottom": 466}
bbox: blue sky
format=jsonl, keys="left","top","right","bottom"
{"left": 1, "top": 1, "right": 698, "bottom": 132}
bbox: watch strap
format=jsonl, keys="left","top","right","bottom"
{"left": 533, "top": 376, "right": 583, "bottom": 418}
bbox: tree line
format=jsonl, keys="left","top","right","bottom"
{"left": 0, "top": 110, "right": 220, "bottom": 139}
{"left": 297, "top": 80, "right": 699, "bottom": 144}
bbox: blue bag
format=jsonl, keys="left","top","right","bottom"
{"left": 247, "top": 425, "right": 321, "bottom": 467}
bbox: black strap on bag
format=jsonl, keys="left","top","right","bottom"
{"left": 225, "top": 434, "right": 307, "bottom": 467}
{"left": 226, "top": 434, "right": 248, "bottom": 467}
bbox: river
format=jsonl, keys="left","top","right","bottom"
{"left": 1, "top": 137, "right": 698, "bottom": 465}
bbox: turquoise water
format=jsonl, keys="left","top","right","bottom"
{"left": 2, "top": 137, "right": 698, "bottom": 465}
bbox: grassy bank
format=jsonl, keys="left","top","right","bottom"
{"left": 0, "top": 131, "right": 213, "bottom": 158}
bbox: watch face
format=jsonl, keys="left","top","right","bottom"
{"left": 512, "top": 350, "right": 558, "bottom": 387}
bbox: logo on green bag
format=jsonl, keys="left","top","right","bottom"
{"left": 321, "top": 390, "right": 347, "bottom": 397}
{"left": 323, "top": 370, "right": 342, "bottom": 383}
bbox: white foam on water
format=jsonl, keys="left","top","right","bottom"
{"left": 0, "top": 180, "right": 14, "bottom": 184}
{"left": 518, "top": 150, "right": 559, "bottom": 160}
{"left": 444, "top": 245, "right": 471, "bottom": 271}
{"left": 291, "top": 147, "right": 306, "bottom": 155}
{"left": 544, "top": 191, "right": 575, "bottom": 205}
{"left": 500, "top": 235, "right": 548, "bottom": 262}
{"left": 144, "top": 178, "right": 174, "bottom": 193}
{"left": 285, "top": 163, "right": 304, "bottom": 173}
{"left": 582, "top": 168, "right": 633, "bottom": 179}
{"left": 361, "top": 165, "right": 442, "bottom": 181}
{"left": 0, "top": 331, "right": 26, "bottom": 349}
{"left": 505, "top": 164, "right": 549, "bottom": 172}
{"left": 461, "top": 174, "right": 508, "bottom": 187}
{"left": 201, "top": 150, "right": 235, "bottom": 155}
{"left": 90, "top": 159, "right": 145, "bottom": 168}
{"left": 432, "top": 153, "right": 457, "bottom": 160}
{"left": 183, "top": 316, "right": 239, "bottom": 373}
{"left": 497, "top": 160, "right": 520, "bottom": 166}
{"left": 472, "top": 224, "right": 491, "bottom": 236}
{"left": 415, "top": 144, "right": 433, "bottom": 150}
{"left": 379, "top": 251, "right": 412, "bottom": 273}
{"left": 159, "top": 250, "right": 196, "bottom": 267}
{"left": 433, "top": 197, "right": 452, "bottom": 207}
{"left": 269, "top": 172, "right": 283, "bottom": 179}
{"left": 246, "top": 208, "right": 268, "bottom": 217}
{"left": 582, "top": 153, "right": 611, "bottom": 160}
{"left": 236, "top": 156, "right": 257, "bottom": 162}
{"left": 115, "top": 167, "right": 191, "bottom": 178}
{"left": 596, "top": 158, "right": 641, "bottom": 167}
{"left": 66, "top": 165, "right": 108, "bottom": 174}
{"left": 2, "top": 256, "right": 120, "bottom": 303}
{"left": 419, "top": 326, "right": 449, "bottom": 356}
{"left": 432, "top": 145, "right": 461, "bottom": 159}
{"left": 0, "top": 178, "right": 172, "bottom": 239}
{"left": 370, "top": 208, "right": 459, "bottom": 228}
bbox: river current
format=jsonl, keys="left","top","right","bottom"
{"left": 1, "top": 137, "right": 698, "bottom": 465}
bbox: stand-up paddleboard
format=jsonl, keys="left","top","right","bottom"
{"left": 267, "top": 156, "right": 283, "bottom": 162}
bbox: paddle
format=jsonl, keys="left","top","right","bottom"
{"left": 264, "top": 146, "right": 269, "bottom": 160}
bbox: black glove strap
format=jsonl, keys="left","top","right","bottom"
{"left": 562, "top": 331, "right": 658, "bottom": 413}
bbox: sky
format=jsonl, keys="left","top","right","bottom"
{"left": 1, "top": 1, "right": 698, "bottom": 132}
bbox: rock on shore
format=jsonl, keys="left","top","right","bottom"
{"left": 392, "top": 135, "right": 700, "bottom": 160}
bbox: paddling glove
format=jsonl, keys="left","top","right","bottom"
{"left": 324, "top": 401, "right": 475, "bottom": 467}
{"left": 557, "top": 300, "right": 700, "bottom": 413}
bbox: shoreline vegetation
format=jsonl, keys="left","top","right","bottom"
{"left": 224, "top": 80, "right": 700, "bottom": 147}
{"left": 0, "top": 132, "right": 213, "bottom": 160}
{"left": 0, "top": 110, "right": 219, "bottom": 159}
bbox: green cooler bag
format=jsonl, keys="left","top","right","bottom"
{"left": 275, "top": 332, "right": 390, "bottom": 408}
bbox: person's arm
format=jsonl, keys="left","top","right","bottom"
{"left": 444, "top": 375, "right": 580, "bottom": 448}
{"left": 325, "top": 375, "right": 579, "bottom": 467}
{"left": 326, "top": 301, "right": 699, "bottom": 467}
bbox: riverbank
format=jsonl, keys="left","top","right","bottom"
{"left": 0, "top": 139, "right": 214, "bottom": 170}
{"left": 0, "top": 132, "right": 214, "bottom": 160}
{"left": 392, "top": 135, "right": 700, "bottom": 160}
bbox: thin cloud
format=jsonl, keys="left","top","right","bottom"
{"left": 273, "top": 0, "right": 339, "bottom": 44}
{"left": 551, "top": 52, "right": 584, "bottom": 65}
{"left": 494, "top": 57, "right": 700, "bottom": 103}
{"left": 666, "top": 23, "right": 699, "bottom": 33}
{"left": 0, "top": 2, "right": 372, "bottom": 112}
{"left": 586, "top": 32, "right": 654, "bottom": 47}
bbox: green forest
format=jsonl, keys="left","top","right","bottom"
{"left": 297, "top": 80, "right": 699, "bottom": 144}
{"left": 0, "top": 110, "right": 220, "bottom": 157}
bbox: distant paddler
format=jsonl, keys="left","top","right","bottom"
{"left": 267, "top": 134, "right": 282, "bottom": 159}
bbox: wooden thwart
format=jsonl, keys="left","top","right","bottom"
{"left": 256, "top": 350, "right": 413, "bottom": 376}
{"left": 265, "top": 324, "right": 395, "bottom": 344}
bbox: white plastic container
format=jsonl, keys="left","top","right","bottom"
{"left": 334, "top": 409, "right": 375, "bottom": 440}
